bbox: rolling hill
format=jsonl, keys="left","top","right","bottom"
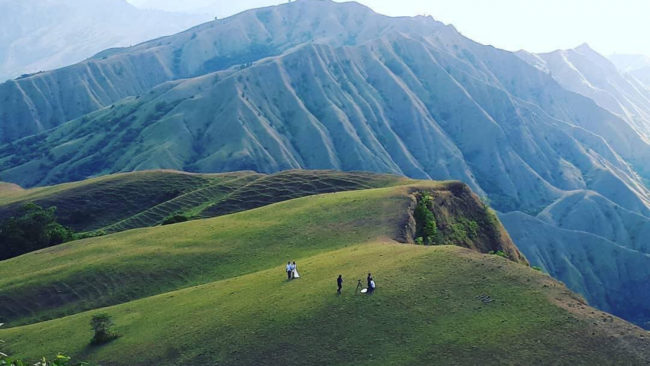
{"left": 0, "top": 174, "right": 526, "bottom": 326}
{"left": 0, "top": 0, "right": 649, "bottom": 329}
{"left": 1, "top": 179, "right": 649, "bottom": 365}
{"left": 0, "top": 170, "right": 408, "bottom": 258}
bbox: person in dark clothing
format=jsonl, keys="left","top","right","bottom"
{"left": 368, "top": 278, "right": 376, "bottom": 294}
{"left": 367, "top": 273, "right": 372, "bottom": 289}
{"left": 337, "top": 275, "right": 343, "bottom": 294}
{"left": 286, "top": 261, "right": 292, "bottom": 280}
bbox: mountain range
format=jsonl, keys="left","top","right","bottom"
{"left": 0, "top": 0, "right": 649, "bottom": 329}
{"left": 610, "top": 54, "right": 650, "bottom": 90}
{"left": 0, "top": 0, "right": 207, "bottom": 82}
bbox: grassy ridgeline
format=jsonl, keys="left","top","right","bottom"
{"left": 1, "top": 183, "right": 649, "bottom": 365}
{"left": 0, "top": 184, "right": 415, "bottom": 326}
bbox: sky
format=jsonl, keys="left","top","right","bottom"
{"left": 126, "top": 0, "right": 650, "bottom": 57}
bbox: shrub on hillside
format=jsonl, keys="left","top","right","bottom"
{"left": 162, "top": 214, "right": 190, "bottom": 225}
{"left": 414, "top": 193, "right": 440, "bottom": 245}
{"left": 90, "top": 314, "right": 118, "bottom": 345}
{"left": 0, "top": 203, "right": 74, "bottom": 260}
{"left": 488, "top": 250, "right": 507, "bottom": 258}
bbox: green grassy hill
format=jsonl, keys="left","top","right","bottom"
{"left": 1, "top": 179, "right": 648, "bottom": 365}
{"left": 0, "top": 170, "right": 409, "bottom": 259}
{"left": 0, "top": 170, "right": 244, "bottom": 231}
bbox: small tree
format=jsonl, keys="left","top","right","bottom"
{"left": 414, "top": 193, "right": 439, "bottom": 245}
{"left": 90, "top": 314, "right": 118, "bottom": 345}
{"left": 162, "top": 214, "right": 189, "bottom": 225}
{"left": 0, "top": 203, "right": 74, "bottom": 260}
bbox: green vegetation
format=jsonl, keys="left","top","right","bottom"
{"left": 488, "top": 250, "right": 507, "bottom": 258}
{"left": 0, "top": 184, "right": 415, "bottom": 326}
{"left": 1, "top": 242, "right": 648, "bottom": 365}
{"left": 90, "top": 314, "right": 118, "bottom": 346}
{"left": 0, "top": 171, "right": 219, "bottom": 232}
{"left": 161, "top": 214, "right": 190, "bottom": 225}
{"left": 0, "top": 203, "right": 73, "bottom": 260}
{"left": 0, "top": 175, "right": 647, "bottom": 365}
{"left": 447, "top": 217, "right": 479, "bottom": 243}
{"left": 413, "top": 193, "right": 439, "bottom": 245}
{"left": 0, "top": 170, "right": 409, "bottom": 245}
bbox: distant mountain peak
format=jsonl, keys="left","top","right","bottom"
{"left": 575, "top": 42, "right": 594, "bottom": 52}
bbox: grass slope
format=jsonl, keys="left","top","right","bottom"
{"left": 2, "top": 243, "right": 649, "bottom": 365}
{"left": 198, "top": 170, "right": 409, "bottom": 218}
{"left": 1, "top": 182, "right": 648, "bottom": 364}
{"left": 0, "top": 170, "right": 408, "bottom": 233}
{"left": 0, "top": 180, "right": 527, "bottom": 328}
{"left": 0, "top": 170, "right": 409, "bottom": 259}
{"left": 0, "top": 170, "right": 231, "bottom": 231}
{"left": 0, "top": 184, "right": 418, "bottom": 326}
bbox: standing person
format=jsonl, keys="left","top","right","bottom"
{"left": 367, "top": 273, "right": 372, "bottom": 290}
{"left": 290, "top": 261, "right": 296, "bottom": 279}
{"left": 286, "top": 261, "right": 292, "bottom": 280}
{"left": 292, "top": 261, "right": 300, "bottom": 278}
{"left": 337, "top": 275, "right": 343, "bottom": 294}
{"left": 368, "top": 278, "right": 376, "bottom": 294}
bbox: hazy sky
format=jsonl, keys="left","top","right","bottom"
{"left": 126, "top": 0, "right": 650, "bottom": 56}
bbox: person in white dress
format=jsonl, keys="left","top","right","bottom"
{"left": 292, "top": 261, "right": 300, "bottom": 279}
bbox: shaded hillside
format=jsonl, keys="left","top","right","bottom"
{"left": 0, "top": 170, "right": 406, "bottom": 232}
{"left": 199, "top": 169, "right": 408, "bottom": 217}
{"left": 0, "top": 170, "right": 411, "bottom": 259}
{"left": 0, "top": 171, "right": 227, "bottom": 231}
{"left": 501, "top": 209, "right": 650, "bottom": 330}
{"left": 0, "top": 182, "right": 523, "bottom": 328}
{"left": 517, "top": 44, "right": 650, "bottom": 140}
{"left": 0, "top": 186, "right": 648, "bottom": 365}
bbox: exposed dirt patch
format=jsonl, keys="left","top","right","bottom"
{"left": 398, "top": 182, "right": 528, "bottom": 264}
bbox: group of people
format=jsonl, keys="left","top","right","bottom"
{"left": 285, "top": 261, "right": 300, "bottom": 280}
{"left": 338, "top": 273, "right": 376, "bottom": 295}
{"left": 336, "top": 273, "right": 376, "bottom": 295}
{"left": 336, "top": 273, "right": 377, "bottom": 295}
{"left": 283, "top": 261, "right": 376, "bottom": 294}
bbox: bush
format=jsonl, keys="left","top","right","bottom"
{"left": 414, "top": 193, "right": 439, "bottom": 245}
{"left": 162, "top": 214, "right": 190, "bottom": 225}
{"left": 73, "top": 230, "right": 106, "bottom": 240}
{"left": 0, "top": 203, "right": 74, "bottom": 260}
{"left": 489, "top": 250, "right": 507, "bottom": 258}
{"left": 90, "top": 314, "right": 118, "bottom": 345}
